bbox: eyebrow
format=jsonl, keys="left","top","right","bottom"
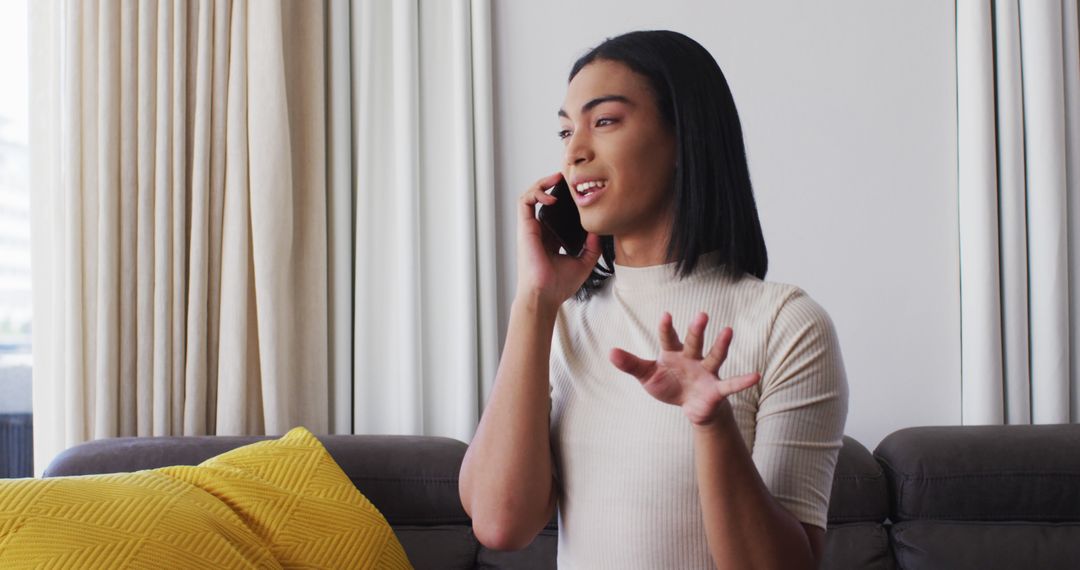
{"left": 557, "top": 94, "right": 633, "bottom": 119}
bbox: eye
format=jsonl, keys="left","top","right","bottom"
{"left": 596, "top": 117, "right": 616, "bottom": 127}
{"left": 557, "top": 129, "right": 572, "bottom": 140}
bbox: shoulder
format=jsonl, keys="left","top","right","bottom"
{"left": 727, "top": 274, "right": 837, "bottom": 344}
{"left": 752, "top": 281, "right": 847, "bottom": 395}
{"left": 723, "top": 273, "right": 826, "bottom": 330}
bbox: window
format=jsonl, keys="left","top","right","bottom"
{"left": 0, "top": 0, "right": 31, "bottom": 479}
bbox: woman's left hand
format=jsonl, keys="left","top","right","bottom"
{"left": 610, "top": 311, "right": 761, "bottom": 427}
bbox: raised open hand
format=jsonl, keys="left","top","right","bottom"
{"left": 609, "top": 311, "right": 761, "bottom": 427}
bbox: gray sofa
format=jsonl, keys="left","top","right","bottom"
{"left": 44, "top": 424, "right": 1080, "bottom": 569}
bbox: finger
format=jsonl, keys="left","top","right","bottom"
{"left": 609, "top": 348, "right": 657, "bottom": 381}
{"left": 517, "top": 173, "right": 563, "bottom": 222}
{"left": 683, "top": 312, "right": 708, "bottom": 360}
{"left": 701, "top": 326, "right": 733, "bottom": 374}
{"left": 658, "top": 312, "right": 682, "bottom": 352}
{"left": 716, "top": 372, "right": 761, "bottom": 399}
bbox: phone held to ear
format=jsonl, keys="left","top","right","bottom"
{"left": 537, "top": 177, "right": 588, "bottom": 257}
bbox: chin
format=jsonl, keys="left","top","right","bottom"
{"left": 579, "top": 216, "right": 608, "bottom": 237}
{"left": 579, "top": 208, "right": 609, "bottom": 233}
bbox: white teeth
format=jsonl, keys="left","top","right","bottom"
{"left": 575, "top": 180, "right": 607, "bottom": 194}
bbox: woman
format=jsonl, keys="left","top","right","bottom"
{"left": 459, "top": 30, "right": 848, "bottom": 569}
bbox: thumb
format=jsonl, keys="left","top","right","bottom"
{"left": 576, "top": 232, "right": 603, "bottom": 266}
{"left": 610, "top": 348, "right": 655, "bottom": 381}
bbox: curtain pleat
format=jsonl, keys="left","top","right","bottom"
{"left": 957, "top": 0, "right": 1003, "bottom": 424}
{"left": 206, "top": 0, "right": 231, "bottom": 436}
{"left": 1019, "top": 0, "right": 1070, "bottom": 423}
{"left": 151, "top": 0, "right": 174, "bottom": 436}
{"left": 1064, "top": 0, "right": 1080, "bottom": 423}
{"left": 993, "top": 0, "right": 1030, "bottom": 424}
{"left": 94, "top": 0, "right": 120, "bottom": 437}
{"left": 216, "top": 0, "right": 261, "bottom": 435}
{"left": 61, "top": 0, "right": 88, "bottom": 444}
{"left": 183, "top": 0, "right": 213, "bottom": 435}
{"left": 118, "top": 0, "right": 139, "bottom": 436}
{"left": 353, "top": 0, "right": 417, "bottom": 435}
{"left": 326, "top": 0, "right": 354, "bottom": 435}
{"left": 134, "top": 0, "right": 156, "bottom": 437}
{"left": 247, "top": 0, "right": 329, "bottom": 435}
{"left": 470, "top": 0, "right": 500, "bottom": 413}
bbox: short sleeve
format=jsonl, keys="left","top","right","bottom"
{"left": 752, "top": 289, "right": 849, "bottom": 529}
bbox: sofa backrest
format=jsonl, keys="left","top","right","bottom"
{"left": 43, "top": 425, "right": 1080, "bottom": 569}
{"left": 874, "top": 424, "right": 1080, "bottom": 570}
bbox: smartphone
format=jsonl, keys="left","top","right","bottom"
{"left": 537, "top": 177, "right": 587, "bottom": 257}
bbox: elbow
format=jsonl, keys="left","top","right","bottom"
{"left": 471, "top": 516, "right": 537, "bottom": 551}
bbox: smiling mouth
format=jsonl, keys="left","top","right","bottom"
{"left": 574, "top": 179, "right": 607, "bottom": 196}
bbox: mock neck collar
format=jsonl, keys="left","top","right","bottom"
{"left": 611, "top": 250, "right": 726, "bottom": 292}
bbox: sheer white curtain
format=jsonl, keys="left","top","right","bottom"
{"left": 957, "top": 0, "right": 1080, "bottom": 424}
{"left": 29, "top": 0, "right": 497, "bottom": 474}
{"left": 326, "top": 0, "right": 499, "bottom": 442}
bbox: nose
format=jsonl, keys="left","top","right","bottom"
{"left": 564, "top": 130, "right": 594, "bottom": 167}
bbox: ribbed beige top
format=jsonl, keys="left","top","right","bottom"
{"left": 548, "top": 251, "right": 849, "bottom": 568}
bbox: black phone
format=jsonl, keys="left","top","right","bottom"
{"left": 537, "top": 177, "right": 587, "bottom": 257}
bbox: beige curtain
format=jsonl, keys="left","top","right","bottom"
{"left": 30, "top": 0, "right": 500, "bottom": 474}
{"left": 956, "top": 0, "right": 1080, "bottom": 424}
{"left": 30, "top": 0, "right": 329, "bottom": 473}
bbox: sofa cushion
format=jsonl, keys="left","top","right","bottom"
{"left": 394, "top": 524, "right": 477, "bottom": 569}
{"left": 821, "top": 522, "right": 894, "bottom": 570}
{"left": 475, "top": 528, "right": 558, "bottom": 569}
{"left": 874, "top": 425, "right": 1080, "bottom": 521}
{"left": 827, "top": 436, "right": 889, "bottom": 524}
{"left": 890, "top": 520, "right": 1080, "bottom": 569}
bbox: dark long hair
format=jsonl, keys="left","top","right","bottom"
{"left": 570, "top": 30, "right": 768, "bottom": 300}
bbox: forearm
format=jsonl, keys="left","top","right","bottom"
{"left": 694, "top": 401, "right": 816, "bottom": 569}
{"left": 459, "top": 295, "right": 558, "bottom": 546}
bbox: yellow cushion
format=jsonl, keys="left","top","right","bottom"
{"left": 0, "top": 427, "right": 412, "bottom": 569}
{"left": 161, "top": 427, "right": 411, "bottom": 568}
{"left": 0, "top": 469, "right": 280, "bottom": 568}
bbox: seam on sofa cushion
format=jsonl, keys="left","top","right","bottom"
{"left": 350, "top": 476, "right": 459, "bottom": 484}
{"left": 833, "top": 473, "right": 885, "bottom": 481}
{"left": 893, "top": 471, "right": 1080, "bottom": 481}
{"left": 895, "top": 511, "right": 1080, "bottom": 522}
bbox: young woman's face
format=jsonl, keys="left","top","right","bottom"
{"left": 558, "top": 59, "right": 677, "bottom": 238}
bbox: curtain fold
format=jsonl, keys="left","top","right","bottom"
{"left": 326, "top": 0, "right": 354, "bottom": 435}
{"left": 957, "top": 0, "right": 1080, "bottom": 425}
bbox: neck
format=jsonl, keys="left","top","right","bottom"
{"left": 613, "top": 237, "right": 670, "bottom": 267}
{"left": 612, "top": 213, "right": 674, "bottom": 267}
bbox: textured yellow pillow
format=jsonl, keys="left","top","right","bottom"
{"left": 160, "top": 426, "right": 411, "bottom": 569}
{"left": 0, "top": 465, "right": 280, "bottom": 568}
{"left": 0, "top": 427, "right": 412, "bottom": 570}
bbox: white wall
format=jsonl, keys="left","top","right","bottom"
{"left": 489, "top": 0, "right": 960, "bottom": 449}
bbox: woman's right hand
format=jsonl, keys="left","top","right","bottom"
{"left": 515, "top": 172, "right": 603, "bottom": 310}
